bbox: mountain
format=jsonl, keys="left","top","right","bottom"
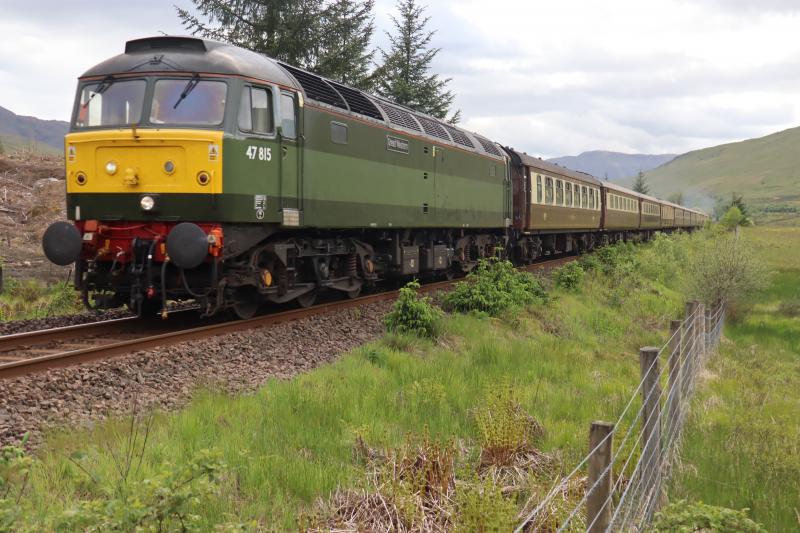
{"left": 547, "top": 151, "right": 677, "bottom": 181}
{"left": 636, "top": 126, "right": 800, "bottom": 213}
{"left": 0, "top": 105, "right": 68, "bottom": 155}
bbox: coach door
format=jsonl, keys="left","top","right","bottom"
{"left": 277, "top": 91, "right": 301, "bottom": 226}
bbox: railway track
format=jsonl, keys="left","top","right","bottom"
{"left": 0, "top": 255, "right": 575, "bottom": 380}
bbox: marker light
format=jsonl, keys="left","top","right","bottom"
{"left": 105, "top": 161, "right": 118, "bottom": 175}
{"left": 163, "top": 160, "right": 175, "bottom": 174}
{"left": 140, "top": 195, "right": 155, "bottom": 211}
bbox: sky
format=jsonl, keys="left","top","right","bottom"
{"left": 2, "top": 0, "right": 800, "bottom": 158}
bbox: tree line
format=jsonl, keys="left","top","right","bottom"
{"left": 177, "top": 0, "right": 459, "bottom": 123}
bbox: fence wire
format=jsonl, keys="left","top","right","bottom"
{"left": 514, "top": 301, "right": 726, "bottom": 532}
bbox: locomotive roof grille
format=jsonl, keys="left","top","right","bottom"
{"left": 327, "top": 81, "right": 384, "bottom": 121}
{"left": 125, "top": 36, "right": 207, "bottom": 54}
{"left": 278, "top": 63, "right": 348, "bottom": 110}
{"left": 376, "top": 102, "right": 422, "bottom": 132}
{"left": 475, "top": 136, "right": 502, "bottom": 156}
{"left": 415, "top": 115, "right": 451, "bottom": 141}
{"left": 443, "top": 124, "right": 475, "bottom": 148}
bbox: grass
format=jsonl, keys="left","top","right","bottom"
{"left": 668, "top": 226, "right": 800, "bottom": 531}
{"left": 5, "top": 228, "right": 790, "bottom": 530}
{"left": 10, "top": 240, "right": 689, "bottom": 530}
{"left": 0, "top": 278, "right": 83, "bottom": 321}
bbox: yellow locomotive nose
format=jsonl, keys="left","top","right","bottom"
{"left": 123, "top": 167, "right": 139, "bottom": 186}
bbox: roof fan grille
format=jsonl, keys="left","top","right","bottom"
{"left": 376, "top": 102, "right": 422, "bottom": 131}
{"left": 328, "top": 81, "right": 384, "bottom": 120}
{"left": 415, "top": 115, "right": 451, "bottom": 141}
{"left": 278, "top": 63, "right": 347, "bottom": 110}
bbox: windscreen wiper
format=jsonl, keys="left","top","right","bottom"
{"left": 173, "top": 74, "right": 200, "bottom": 110}
{"left": 82, "top": 76, "right": 115, "bottom": 108}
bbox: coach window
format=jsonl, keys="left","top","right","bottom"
{"left": 556, "top": 180, "right": 564, "bottom": 205}
{"left": 589, "top": 189, "right": 595, "bottom": 210}
{"left": 280, "top": 92, "right": 297, "bottom": 139}
{"left": 238, "top": 86, "right": 273, "bottom": 134}
{"left": 536, "top": 175, "right": 543, "bottom": 204}
{"left": 545, "top": 177, "right": 554, "bottom": 204}
{"left": 565, "top": 182, "right": 573, "bottom": 206}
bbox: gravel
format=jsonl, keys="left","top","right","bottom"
{"left": 0, "top": 309, "right": 134, "bottom": 336}
{"left": 0, "top": 301, "right": 390, "bottom": 448}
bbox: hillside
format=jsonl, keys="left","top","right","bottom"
{"left": 637, "top": 126, "right": 800, "bottom": 215}
{"left": 547, "top": 150, "right": 677, "bottom": 180}
{"left": 0, "top": 106, "right": 68, "bottom": 155}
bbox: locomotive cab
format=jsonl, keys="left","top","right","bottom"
{"left": 43, "top": 37, "right": 302, "bottom": 317}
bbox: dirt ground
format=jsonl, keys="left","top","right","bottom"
{"left": 0, "top": 153, "right": 71, "bottom": 283}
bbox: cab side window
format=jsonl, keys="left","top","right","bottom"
{"left": 238, "top": 86, "right": 273, "bottom": 134}
{"left": 280, "top": 92, "right": 297, "bottom": 139}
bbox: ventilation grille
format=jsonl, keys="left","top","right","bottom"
{"left": 376, "top": 102, "right": 422, "bottom": 131}
{"left": 327, "top": 81, "right": 384, "bottom": 120}
{"left": 475, "top": 135, "right": 502, "bottom": 156}
{"left": 443, "top": 124, "right": 475, "bottom": 148}
{"left": 279, "top": 63, "right": 347, "bottom": 110}
{"left": 415, "top": 115, "right": 450, "bottom": 141}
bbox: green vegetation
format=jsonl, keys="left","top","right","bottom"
{"left": 652, "top": 501, "right": 766, "bottom": 532}
{"left": 441, "top": 258, "right": 546, "bottom": 315}
{"left": 553, "top": 261, "right": 585, "bottom": 291}
{"left": 384, "top": 280, "right": 441, "bottom": 338}
{"left": 0, "top": 278, "right": 82, "bottom": 321}
{"left": 669, "top": 227, "right": 800, "bottom": 531}
{"left": 3, "top": 228, "right": 785, "bottom": 531}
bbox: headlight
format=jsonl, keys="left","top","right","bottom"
{"left": 105, "top": 161, "right": 118, "bottom": 175}
{"left": 140, "top": 195, "right": 155, "bottom": 211}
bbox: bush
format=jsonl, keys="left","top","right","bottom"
{"left": 685, "top": 234, "right": 769, "bottom": 306}
{"left": 443, "top": 259, "right": 546, "bottom": 315}
{"left": 453, "top": 477, "right": 517, "bottom": 533}
{"left": 384, "top": 280, "right": 442, "bottom": 338}
{"left": 553, "top": 262, "right": 584, "bottom": 291}
{"left": 652, "top": 500, "right": 766, "bottom": 532}
{"left": 474, "top": 381, "right": 543, "bottom": 466}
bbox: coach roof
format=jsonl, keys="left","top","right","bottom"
{"left": 509, "top": 149, "right": 603, "bottom": 186}
{"left": 79, "top": 36, "right": 298, "bottom": 88}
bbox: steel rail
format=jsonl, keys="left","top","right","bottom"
{"left": 0, "top": 255, "right": 574, "bottom": 380}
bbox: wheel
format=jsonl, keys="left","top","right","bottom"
{"left": 231, "top": 299, "right": 258, "bottom": 320}
{"left": 295, "top": 289, "right": 317, "bottom": 308}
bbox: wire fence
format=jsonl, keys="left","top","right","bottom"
{"left": 514, "top": 299, "right": 726, "bottom": 532}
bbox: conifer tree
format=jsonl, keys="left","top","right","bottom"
{"left": 177, "top": 0, "right": 374, "bottom": 87}
{"left": 632, "top": 171, "right": 650, "bottom": 194}
{"left": 374, "top": 0, "right": 459, "bottom": 122}
{"left": 312, "top": 0, "right": 375, "bottom": 88}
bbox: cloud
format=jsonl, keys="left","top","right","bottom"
{"left": 2, "top": 0, "right": 798, "bottom": 158}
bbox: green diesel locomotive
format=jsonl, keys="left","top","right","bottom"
{"left": 42, "top": 36, "right": 706, "bottom": 318}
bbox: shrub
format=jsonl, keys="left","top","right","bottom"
{"left": 453, "top": 477, "right": 517, "bottom": 533}
{"left": 553, "top": 262, "right": 584, "bottom": 292}
{"left": 385, "top": 280, "right": 442, "bottom": 338}
{"left": 474, "top": 381, "right": 543, "bottom": 466}
{"left": 577, "top": 252, "right": 600, "bottom": 272}
{"left": 652, "top": 500, "right": 766, "bottom": 532}
{"left": 443, "top": 259, "right": 546, "bottom": 315}
{"left": 685, "top": 234, "right": 769, "bottom": 306}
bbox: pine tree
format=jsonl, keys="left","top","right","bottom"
{"left": 312, "top": 0, "right": 375, "bottom": 88}
{"left": 632, "top": 171, "right": 650, "bottom": 194}
{"left": 177, "top": 0, "right": 324, "bottom": 67}
{"left": 177, "top": 0, "right": 375, "bottom": 87}
{"left": 374, "top": 0, "right": 459, "bottom": 122}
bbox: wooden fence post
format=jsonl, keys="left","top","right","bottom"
{"left": 697, "top": 302, "right": 706, "bottom": 357}
{"left": 705, "top": 306, "right": 713, "bottom": 350}
{"left": 667, "top": 320, "right": 682, "bottom": 445}
{"left": 684, "top": 301, "right": 698, "bottom": 385}
{"left": 587, "top": 421, "right": 614, "bottom": 533}
{"left": 639, "top": 347, "right": 662, "bottom": 509}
